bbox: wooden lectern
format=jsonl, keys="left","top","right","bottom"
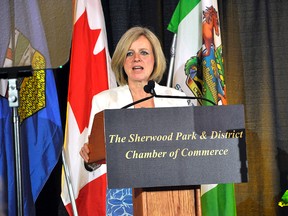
{"left": 133, "top": 186, "right": 202, "bottom": 215}
{"left": 87, "top": 106, "right": 247, "bottom": 216}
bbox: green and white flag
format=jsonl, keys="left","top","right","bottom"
{"left": 168, "top": 0, "right": 237, "bottom": 215}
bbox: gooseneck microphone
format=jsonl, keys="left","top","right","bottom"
{"left": 143, "top": 80, "right": 156, "bottom": 96}
{"left": 121, "top": 80, "right": 216, "bottom": 109}
{"left": 143, "top": 80, "right": 216, "bottom": 106}
{"left": 121, "top": 80, "right": 155, "bottom": 109}
{"left": 121, "top": 80, "right": 157, "bottom": 109}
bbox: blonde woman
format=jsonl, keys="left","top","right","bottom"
{"left": 80, "top": 26, "right": 190, "bottom": 215}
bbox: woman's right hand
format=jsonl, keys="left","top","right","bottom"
{"left": 79, "top": 143, "right": 90, "bottom": 163}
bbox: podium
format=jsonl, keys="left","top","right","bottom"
{"left": 88, "top": 105, "right": 248, "bottom": 215}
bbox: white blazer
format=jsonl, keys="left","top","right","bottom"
{"left": 87, "top": 83, "right": 189, "bottom": 135}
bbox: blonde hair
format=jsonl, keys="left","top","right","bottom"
{"left": 111, "top": 26, "right": 166, "bottom": 86}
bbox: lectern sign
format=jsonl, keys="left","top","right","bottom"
{"left": 91, "top": 105, "right": 248, "bottom": 189}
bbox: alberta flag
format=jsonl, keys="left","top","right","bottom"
{"left": 0, "top": 0, "right": 63, "bottom": 215}
{"left": 61, "top": 0, "right": 117, "bottom": 215}
{"left": 168, "top": 0, "right": 236, "bottom": 215}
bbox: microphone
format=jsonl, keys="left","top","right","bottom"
{"left": 143, "top": 80, "right": 156, "bottom": 96}
{"left": 144, "top": 80, "right": 216, "bottom": 106}
{"left": 121, "top": 81, "right": 155, "bottom": 109}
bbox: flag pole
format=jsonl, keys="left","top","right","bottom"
{"left": 9, "top": 79, "right": 24, "bottom": 216}
{"left": 62, "top": 150, "right": 79, "bottom": 216}
{"left": 166, "top": 34, "right": 177, "bottom": 87}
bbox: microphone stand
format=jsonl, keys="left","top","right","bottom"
{"left": 121, "top": 80, "right": 216, "bottom": 109}
{"left": 0, "top": 66, "right": 33, "bottom": 216}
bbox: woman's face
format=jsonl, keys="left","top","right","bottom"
{"left": 124, "top": 35, "right": 155, "bottom": 84}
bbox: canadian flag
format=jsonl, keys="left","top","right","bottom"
{"left": 61, "top": 0, "right": 116, "bottom": 215}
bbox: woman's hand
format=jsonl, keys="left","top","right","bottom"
{"left": 79, "top": 143, "right": 90, "bottom": 163}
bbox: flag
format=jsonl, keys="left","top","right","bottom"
{"left": 61, "top": 0, "right": 116, "bottom": 215}
{"left": 0, "top": 0, "right": 63, "bottom": 215}
{"left": 0, "top": 97, "right": 14, "bottom": 215}
{"left": 168, "top": 0, "right": 236, "bottom": 215}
